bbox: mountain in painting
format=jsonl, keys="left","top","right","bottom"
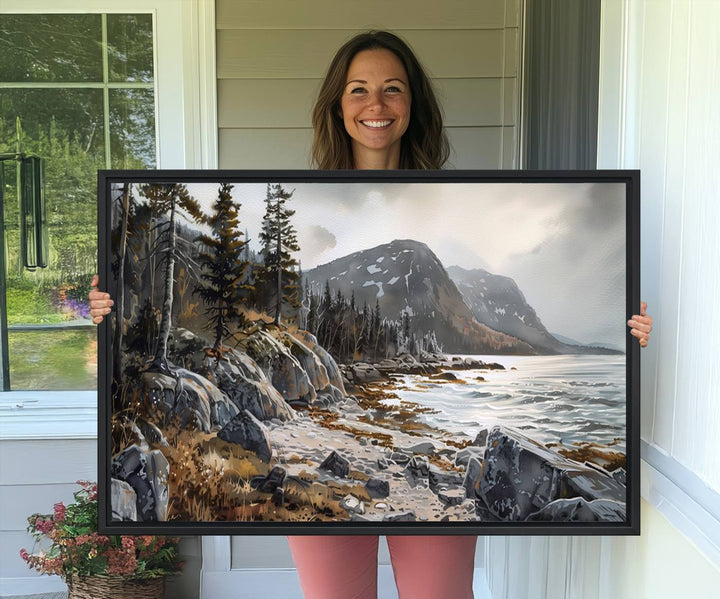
{"left": 446, "top": 266, "right": 621, "bottom": 355}
{"left": 304, "top": 239, "right": 533, "bottom": 355}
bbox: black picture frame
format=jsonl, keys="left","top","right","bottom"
{"left": 98, "top": 169, "right": 640, "bottom": 536}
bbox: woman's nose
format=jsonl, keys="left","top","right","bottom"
{"left": 366, "top": 89, "right": 385, "bottom": 110}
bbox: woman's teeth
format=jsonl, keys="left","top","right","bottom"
{"left": 362, "top": 120, "right": 392, "bottom": 128}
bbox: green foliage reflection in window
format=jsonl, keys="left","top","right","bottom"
{"left": 0, "top": 13, "right": 156, "bottom": 390}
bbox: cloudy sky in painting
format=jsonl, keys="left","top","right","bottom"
{"left": 177, "top": 181, "right": 627, "bottom": 348}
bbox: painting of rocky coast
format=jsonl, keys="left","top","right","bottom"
{"left": 100, "top": 174, "right": 636, "bottom": 532}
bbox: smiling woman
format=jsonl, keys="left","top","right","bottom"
{"left": 311, "top": 30, "right": 449, "bottom": 170}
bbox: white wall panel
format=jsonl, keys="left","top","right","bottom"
{"left": 652, "top": 0, "right": 690, "bottom": 457}
{"left": 671, "top": 1, "right": 720, "bottom": 483}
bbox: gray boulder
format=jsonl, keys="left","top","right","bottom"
{"left": 240, "top": 329, "right": 316, "bottom": 406}
{"left": 405, "top": 441, "right": 436, "bottom": 455}
{"left": 438, "top": 488, "right": 467, "bottom": 506}
{"left": 463, "top": 457, "right": 484, "bottom": 499}
{"left": 526, "top": 498, "right": 626, "bottom": 522}
{"left": 111, "top": 444, "right": 168, "bottom": 522}
{"left": 406, "top": 456, "right": 429, "bottom": 478}
{"left": 111, "top": 479, "right": 137, "bottom": 521}
{"left": 383, "top": 511, "right": 416, "bottom": 522}
{"left": 404, "top": 456, "right": 430, "bottom": 487}
{"left": 428, "top": 465, "right": 464, "bottom": 491}
{"left": 315, "top": 385, "right": 345, "bottom": 407}
{"left": 389, "top": 451, "right": 411, "bottom": 465}
{"left": 476, "top": 426, "right": 626, "bottom": 521}
{"left": 347, "top": 363, "right": 386, "bottom": 384}
{"left": 473, "top": 428, "right": 489, "bottom": 447}
{"left": 212, "top": 357, "right": 294, "bottom": 422}
{"left": 365, "top": 477, "right": 390, "bottom": 499}
{"left": 279, "top": 331, "right": 330, "bottom": 392}
{"left": 169, "top": 327, "right": 294, "bottom": 422}
{"left": 292, "top": 330, "right": 346, "bottom": 394}
{"left": 141, "top": 368, "right": 236, "bottom": 432}
{"left": 319, "top": 451, "right": 350, "bottom": 478}
{"left": 455, "top": 446, "right": 486, "bottom": 468}
{"left": 613, "top": 468, "right": 627, "bottom": 487}
{"left": 217, "top": 410, "right": 273, "bottom": 462}
{"left": 340, "top": 494, "right": 365, "bottom": 515}
{"left": 145, "top": 449, "right": 170, "bottom": 520}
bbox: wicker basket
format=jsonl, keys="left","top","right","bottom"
{"left": 67, "top": 575, "right": 165, "bottom": 599}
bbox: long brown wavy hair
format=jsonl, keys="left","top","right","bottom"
{"left": 311, "top": 31, "right": 449, "bottom": 170}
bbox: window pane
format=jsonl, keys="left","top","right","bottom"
{"left": 0, "top": 88, "right": 106, "bottom": 162}
{"left": 2, "top": 89, "right": 103, "bottom": 390}
{"left": 8, "top": 329, "right": 97, "bottom": 390}
{"left": 107, "top": 14, "right": 154, "bottom": 83}
{"left": 110, "top": 89, "right": 157, "bottom": 168}
{"left": 1, "top": 88, "right": 105, "bottom": 280}
{"left": 0, "top": 14, "right": 102, "bottom": 82}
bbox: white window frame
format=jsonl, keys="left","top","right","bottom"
{"left": 0, "top": 0, "right": 217, "bottom": 440}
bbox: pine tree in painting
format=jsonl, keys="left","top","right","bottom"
{"left": 139, "top": 183, "right": 203, "bottom": 373}
{"left": 194, "top": 183, "right": 252, "bottom": 353}
{"left": 259, "top": 183, "right": 301, "bottom": 325}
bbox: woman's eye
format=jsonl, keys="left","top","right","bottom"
{"left": 385, "top": 86, "right": 402, "bottom": 93}
{"left": 349, "top": 87, "right": 367, "bottom": 94}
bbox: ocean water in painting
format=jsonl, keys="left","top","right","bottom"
{"left": 389, "top": 354, "right": 626, "bottom": 451}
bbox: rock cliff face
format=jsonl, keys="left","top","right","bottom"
{"left": 447, "top": 265, "right": 621, "bottom": 355}
{"left": 304, "top": 239, "right": 532, "bottom": 354}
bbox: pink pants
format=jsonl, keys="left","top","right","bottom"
{"left": 287, "top": 535, "right": 477, "bottom": 599}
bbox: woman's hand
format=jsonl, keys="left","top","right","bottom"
{"left": 627, "top": 301, "right": 653, "bottom": 348}
{"left": 88, "top": 274, "right": 114, "bottom": 324}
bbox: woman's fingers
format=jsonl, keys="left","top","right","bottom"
{"left": 627, "top": 316, "right": 652, "bottom": 334}
{"left": 88, "top": 274, "right": 113, "bottom": 324}
{"left": 627, "top": 303, "right": 653, "bottom": 348}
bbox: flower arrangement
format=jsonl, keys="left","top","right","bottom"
{"left": 20, "top": 481, "right": 182, "bottom": 584}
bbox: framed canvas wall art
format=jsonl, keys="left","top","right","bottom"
{"left": 97, "top": 169, "right": 640, "bottom": 535}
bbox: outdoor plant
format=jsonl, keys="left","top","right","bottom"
{"left": 20, "top": 480, "right": 183, "bottom": 583}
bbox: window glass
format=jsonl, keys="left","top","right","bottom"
{"left": 107, "top": 14, "right": 154, "bottom": 83}
{"left": 110, "top": 89, "right": 156, "bottom": 169}
{"left": 0, "top": 14, "right": 103, "bottom": 82}
{"left": 0, "top": 13, "right": 156, "bottom": 390}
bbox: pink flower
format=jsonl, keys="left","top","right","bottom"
{"left": 34, "top": 518, "right": 54, "bottom": 534}
{"left": 121, "top": 537, "right": 135, "bottom": 550}
{"left": 53, "top": 502, "right": 66, "bottom": 522}
{"left": 107, "top": 548, "right": 137, "bottom": 576}
{"left": 19, "top": 548, "right": 29, "bottom": 562}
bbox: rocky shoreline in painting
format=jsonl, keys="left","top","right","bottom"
{"left": 110, "top": 324, "right": 627, "bottom": 525}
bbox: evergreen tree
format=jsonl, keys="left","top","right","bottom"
{"left": 258, "top": 183, "right": 301, "bottom": 325}
{"left": 194, "top": 183, "right": 252, "bottom": 353}
{"left": 140, "top": 183, "right": 203, "bottom": 373}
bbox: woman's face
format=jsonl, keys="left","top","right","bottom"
{"left": 340, "top": 48, "right": 411, "bottom": 168}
